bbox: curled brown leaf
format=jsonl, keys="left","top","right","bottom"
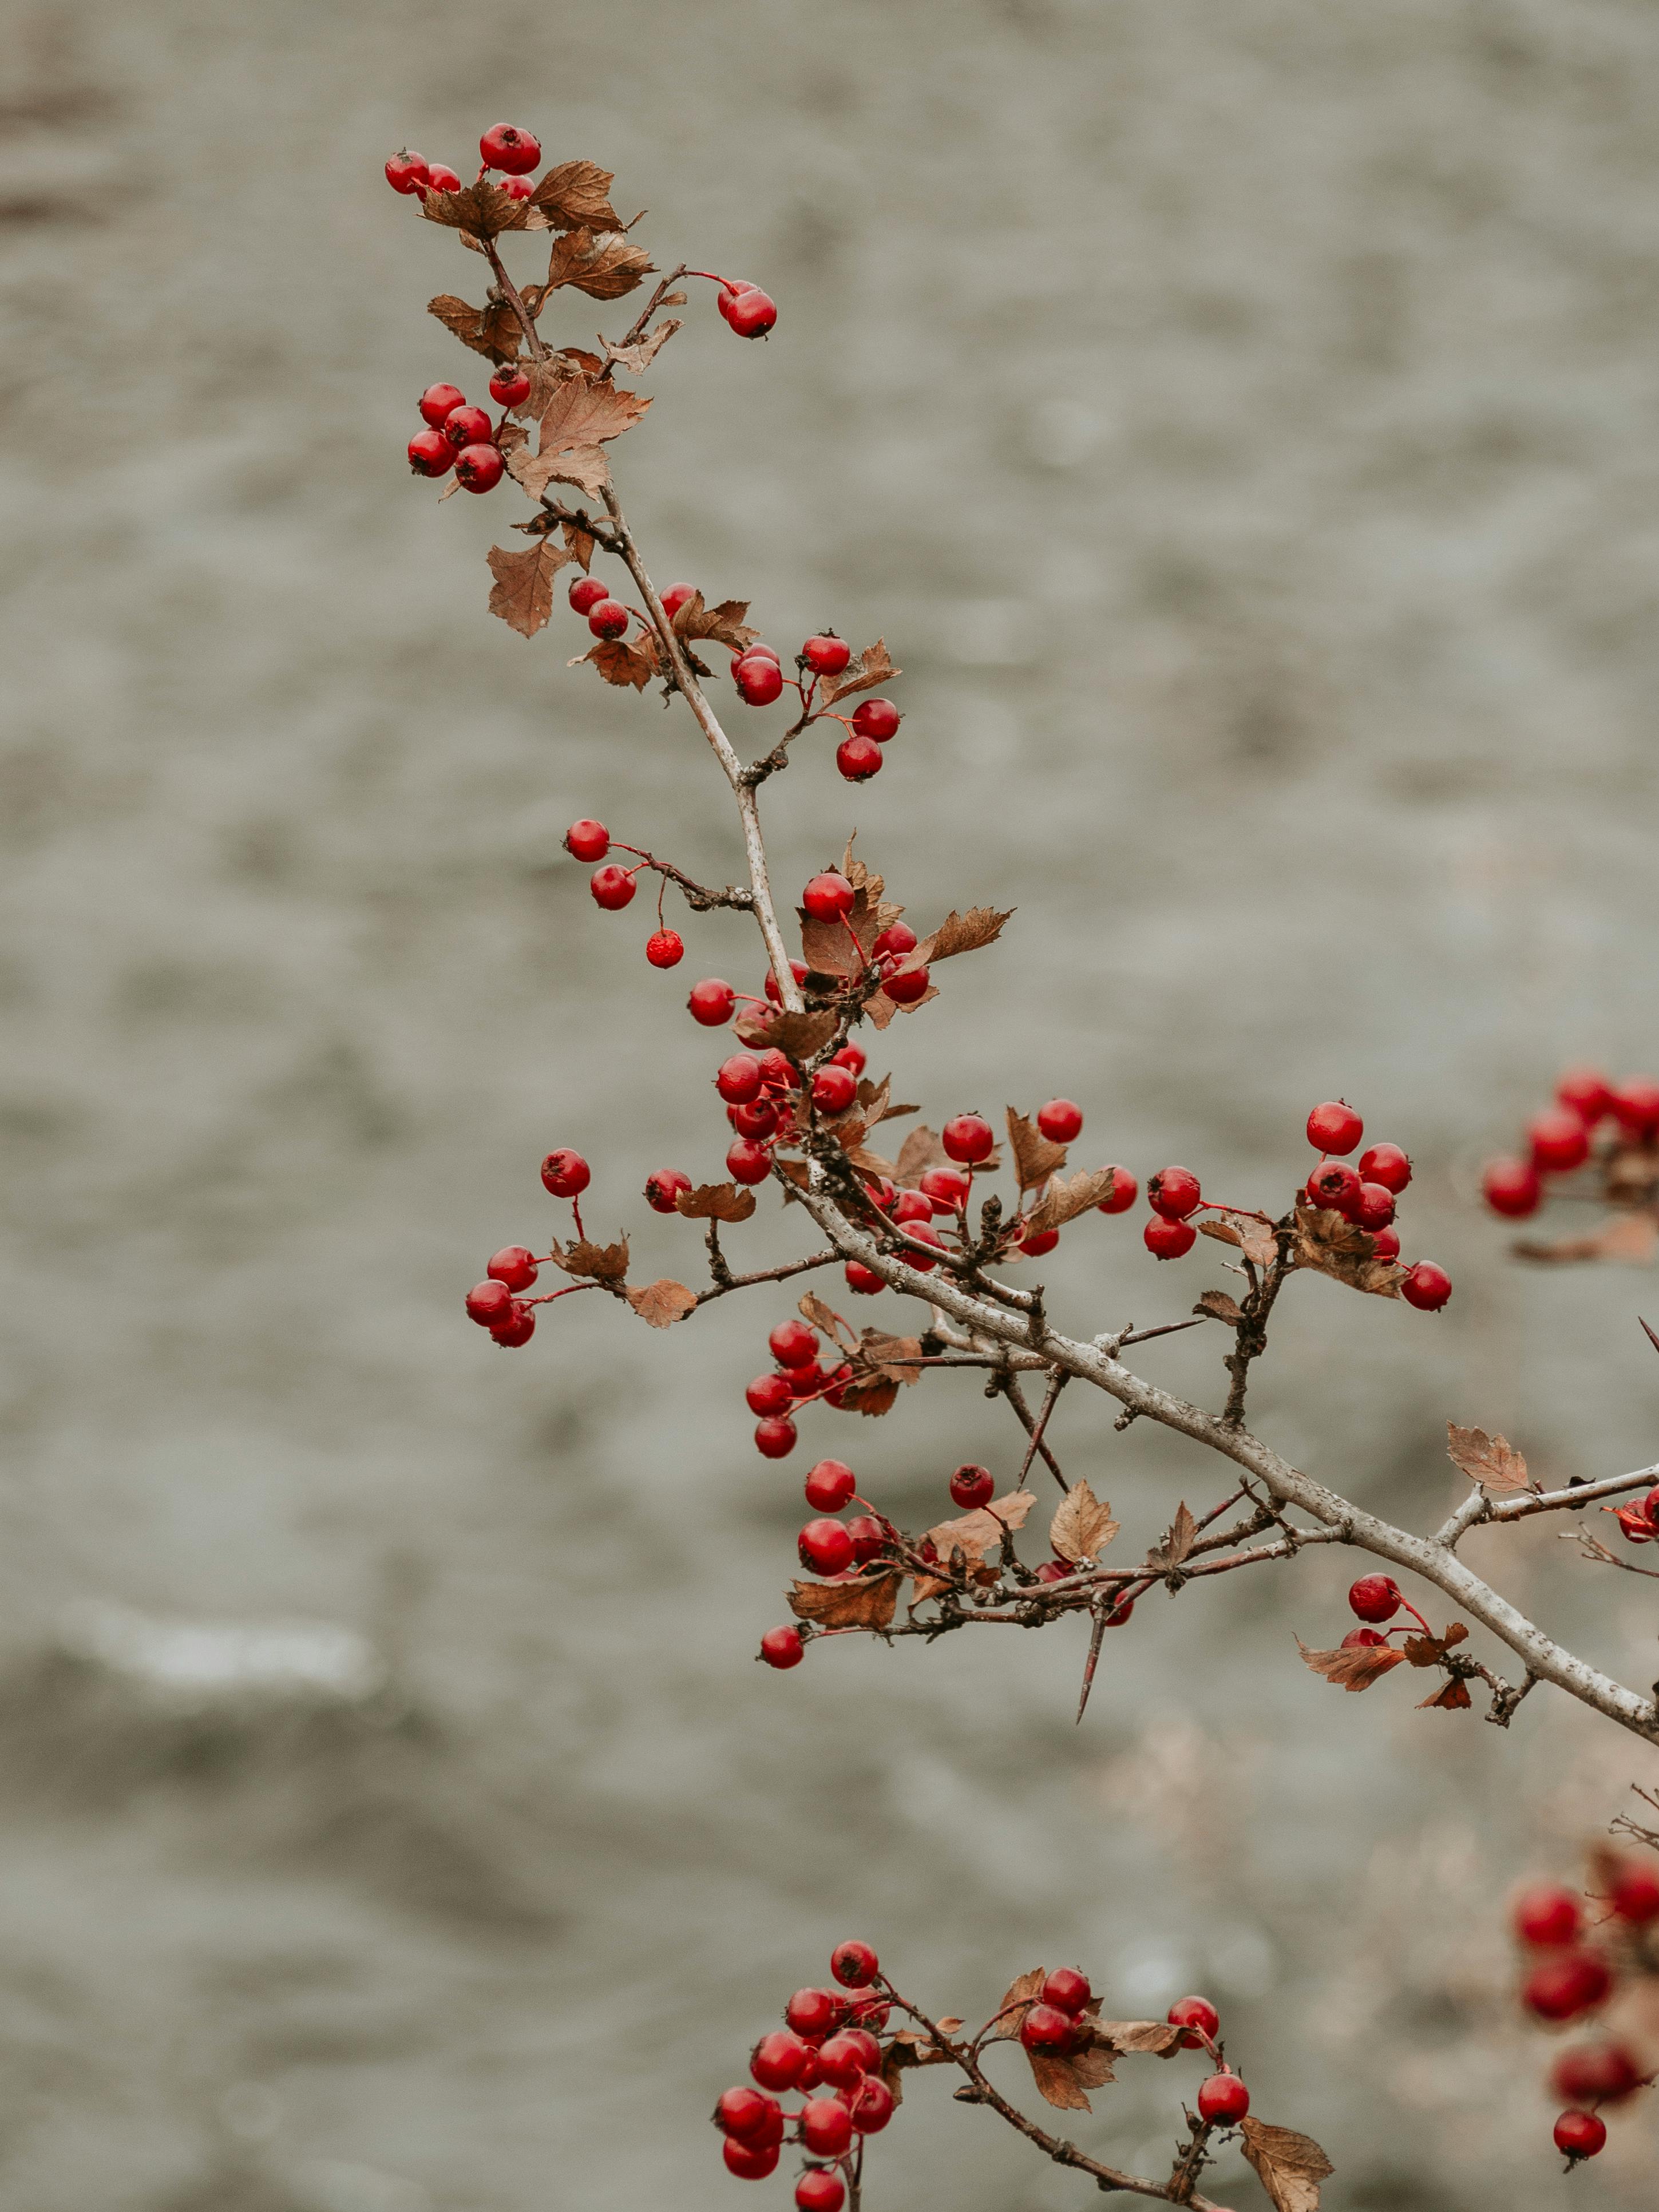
{"left": 787, "top": 1569, "right": 901, "bottom": 1631}
{"left": 815, "top": 639, "right": 899, "bottom": 710}
{"left": 1292, "top": 1205, "right": 1407, "bottom": 1296}
{"left": 1006, "top": 1109, "right": 1068, "bottom": 1190}
{"left": 674, "top": 1182, "right": 756, "bottom": 1222}
{"left": 486, "top": 539, "right": 571, "bottom": 638}
{"left": 1296, "top": 1637, "right": 1407, "bottom": 1692}
{"left": 1240, "top": 2118, "right": 1334, "bottom": 2212}
{"left": 550, "top": 1236, "right": 629, "bottom": 1282}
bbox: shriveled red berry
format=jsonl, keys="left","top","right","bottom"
{"left": 478, "top": 122, "right": 541, "bottom": 174}
{"left": 851, "top": 698, "right": 900, "bottom": 741}
{"left": 385, "top": 149, "right": 430, "bottom": 195}
{"left": 920, "top": 1166, "right": 971, "bottom": 1211}
{"left": 465, "top": 1280, "right": 516, "bottom": 1327}
{"left": 687, "top": 978, "right": 736, "bottom": 1026}
{"left": 803, "top": 871, "right": 855, "bottom": 922}
{"left": 1042, "top": 1969, "right": 1091, "bottom": 2016}
{"left": 658, "top": 581, "right": 696, "bottom": 619}
{"left": 845, "top": 1260, "right": 882, "bottom": 1295}
{"left": 1037, "top": 1099, "right": 1083, "bottom": 1143}
{"left": 794, "top": 2173, "right": 844, "bottom": 2212}
{"left": 805, "top": 1459, "right": 858, "bottom": 1511}
{"left": 455, "top": 442, "right": 504, "bottom": 493}
{"left": 1610, "top": 1859, "right": 1659, "bottom": 1923}
{"left": 747, "top": 1373, "right": 795, "bottom": 1417}
{"left": 735, "top": 653, "right": 785, "bottom": 705}
{"left": 755, "top": 1417, "right": 797, "bottom": 1459}
{"left": 759, "top": 1625, "right": 804, "bottom": 1670}
{"left": 407, "top": 428, "right": 456, "bottom": 477}
{"left": 1613, "top": 1076, "right": 1659, "bottom": 1135}
{"left": 489, "top": 1302, "right": 534, "bottom": 1347}
{"left": 833, "top": 1043, "right": 866, "bottom": 1075}
{"left": 1354, "top": 1181, "right": 1396, "bottom": 1232}
{"left": 541, "top": 1149, "right": 591, "bottom": 1197}
{"left": 847, "top": 2075, "right": 893, "bottom": 2133}
{"left": 1020, "top": 1224, "right": 1060, "bottom": 1257}
{"left": 588, "top": 598, "right": 629, "bottom": 640}
{"left": 727, "top": 287, "right": 778, "bottom": 339}
{"left": 836, "top": 733, "right": 884, "bottom": 781}
{"left": 1349, "top": 1574, "right": 1401, "bottom": 1623}
{"left": 1147, "top": 1166, "right": 1202, "bottom": 1219}
{"left": 418, "top": 382, "right": 466, "bottom": 428}
{"left": 1402, "top": 1261, "right": 1452, "bottom": 1311}
{"left": 799, "top": 2098, "right": 852, "bottom": 2157}
{"left": 487, "top": 1244, "right": 539, "bottom": 1291}
{"left": 1145, "top": 1217, "right": 1196, "bottom": 1259}
{"left": 1523, "top": 1952, "right": 1613, "bottom": 2021}
{"left": 813, "top": 1065, "right": 857, "bottom": 1115}
{"left": 426, "top": 163, "right": 461, "bottom": 191}
{"left": 1097, "top": 1168, "right": 1137, "bottom": 1214}
{"left": 646, "top": 929, "right": 684, "bottom": 968}
{"left": 644, "top": 1168, "right": 692, "bottom": 1215}
{"left": 718, "top": 1054, "right": 765, "bottom": 1104}
{"left": 872, "top": 922, "right": 917, "bottom": 961}
{"left": 488, "top": 364, "right": 532, "bottom": 407}
{"left": 442, "top": 404, "right": 494, "bottom": 448}
{"left": 1357, "top": 1142, "right": 1412, "bottom": 1193}
{"left": 831, "top": 1939, "right": 879, "bottom": 1988}
{"left": 799, "top": 1519, "right": 852, "bottom": 1575}
{"left": 1482, "top": 1156, "right": 1541, "bottom": 1217}
{"left": 1306, "top": 1158, "right": 1361, "bottom": 1214}
{"left": 1167, "top": 1996, "right": 1219, "bottom": 2047}
{"left": 802, "top": 634, "right": 850, "bottom": 675}
{"left": 1340, "top": 1628, "right": 1388, "bottom": 1649}
{"left": 1530, "top": 1109, "right": 1591, "bottom": 1173}
{"left": 1197, "top": 2072, "right": 1250, "bottom": 2125}
{"left": 1557, "top": 1066, "right": 1614, "bottom": 1124}
{"left": 1554, "top": 2109, "right": 1606, "bottom": 2160}
{"left": 1020, "top": 2003, "right": 1075, "bottom": 2054}
{"left": 884, "top": 964, "right": 930, "bottom": 1004}
{"left": 714, "top": 2086, "right": 779, "bottom": 2139}
{"left": 1551, "top": 2041, "right": 1643, "bottom": 2106}
{"left": 943, "top": 1114, "right": 996, "bottom": 1164}
{"left": 723, "top": 2138, "right": 779, "bottom": 2180}
{"left": 771, "top": 1320, "right": 819, "bottom": 1368}
{"left": 1306, "top": 1101, "right": 1363, "bottom": 1154}
{"left": 1513, "top": 1883, "right": 1582, "bottom": 1947}
{"left": 728, "top": 1138, "right": 773, "bottom": 1185}
{"left": 590, "top": 864, "right": 636, "bottom": 909}
{"left": 568, "top": 577, "right": 609, "bottom": 616}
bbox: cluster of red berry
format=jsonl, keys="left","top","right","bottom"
{"left": 1482, "top": 1065, "right": 1659, "bottom": 1218}
{"left": 1511, "top": 1853, "right": 1659, "bottom": 2163}
{"left": 460, "top": 1145, "right": 593, "bottom": 1348}
{"left": 406, "top": 374, "right": 525, "bottom": 493}
{"left": 1300, "top": 1100, "right": 1448, "bottom": 1310}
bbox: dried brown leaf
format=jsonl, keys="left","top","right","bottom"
{"left": 1199, "top": 1212, "right": 1281, "bottom": 1270}
{"left": 855, "top": 1331, "right": 925, "bottom": 1385}
{"left": 798, "top": 1294, "right": 856, "bottom": 1353}
{"left": 1006, "top": 1109, "right": 1068, "bottom": 1190}
{"left": 541, "top": 227, "right": 653, "bottom": 302}
{"left": 816, "top": 638, "right": 899, "bottom": 710}
{"left": 530, "top": 159, "right": 623, "bottom": 231}
{"left": 987, "top": 1969, "right": 1047, "bottom": 2040}
{"left": 1292, "top": 1206, "right": 1407, "bottom": 1296}
{"left": 762, "top": 1008, "right": 838, "bottom": 1062}
{"left": 1402, "top": 1620, "right": 1469, "bottom": 1667}
{"left": 1418, "top": 1676, "right": 1474, "bottom": 1710}
{"left": 422, "top": 181, "right": 530, "bottom": 239}
{"left": 427, "top": 292, "right": 523, "bottom": 365}
{"left": 787, "top": 1569, "right": 901, "bottom": 1631}
{"left": 894, "top": 1125, "right": 950, "bottom": 1188}
{"left": 1240, "top": 2119, "right": 1333, "bottom": 2212}
{"left": 512, "top": 437, "right": 611, "bottom": 503}
{"left": 914, "top": 1491, "right": 1037, "bottom": 1598}
{"left": 550, "top": 1236, "right": 629, "bottom": 1282}
{"left": 834, "top": 1374, "right": 898, "bottom": 1418}
{"left": 1027, "top": 1166, "right": 1118, "bottom": 1236}
{"left": 1296, "top": 1637, "right": 1407, "bottom": 1692}
{"left": 1147, "top": 1502, "right": 1197, "bottom": 1576}
{"left": 846, "top": 1146, "right": 898, "bottom": 1182}
{"left": 625, "top": 1279, "right": 696, "bottom": 1328}
{"left": 604, "top": 320, "right": 682, "bottom": 375}
{"left": 1446, "top": 1422, "right": 1531, "bottom": 1494}
{"left": 562, "top": 519, "right": 596, "bottom": 571}
{"left": 1050, "top": 1479, "right": 1119, "bottom": 1565}
{"left": 675, "top": 1182, "right": 756, "bottom": 1222}
{"left": 672, "top": 591, "right": 759, "bottom": 655}
{"left": 486, "top": 539, "right": 571, "bottom": 638}
{"left": 1027, "top": 2043, "right": 1116, "bottom": 2112}
{"left": 1196, "top": 1289, "right": 1245, "bottom": 1325}
{"left": 1095, "top": 2020, "right": 1185, "bottom": 2057}
{"left": 922, "top": 906, "right": 1016, "bottom": 963}
{"left": 571, "top": 636, "right": 656, "bottom": 690}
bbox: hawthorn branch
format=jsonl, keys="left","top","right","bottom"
{"left": 1436, "top": 1462, "right": 1659, "bottom": 1547}
{"left": 693, "top": 1249, "right": 838, "bottom": 1308}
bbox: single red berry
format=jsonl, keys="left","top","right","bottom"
{"left": 418, "top": 382, "right": 467, "bottom": 428}
{"left": 731, "top": 642, "right": 782, "bottom": 671}
{"left": 1306, "top": 1101, "right": 1364, "bottom": 1154}
{"left": 845, "top": 1261, "right": 882, "bottom": 1295}
{"left": 747, "top": 1373, "right": 795, "bottom": 1418}
{"left": 1341, "top": 1627, "right": 1388, "bottom": 1648}
{"left": 943, "top": 1115, "right": 995, "bottom": 1164}
{"left": 1551, "top": 2041, "right": 1643, "bottom": 2106}
{"left": 1370, "top": 1226, "right": 1401, "bottom": 1261}
{"left": 426, "top": 164, "right": 462, "bottom": 192}
{"left": 568, "top": 577, "right": 609, "bottom": 617}
{"left": 847, "top": 2075, "right": 894, "bottom": 2133}
{"left": 794, "top": 2173, "right": 844, "bottom": 2212}
{"left": 1197, "top": 2072, "right": 1250, "bottom": 2126}
{"left": 687, "top": 978, "right": 736, "bottom": 1026}
{"left": 1512, "top": 1883, "right": 1583, "bottom": 1948}
{"left": 1104, "top": 1595, "right": 1134, "bottom": 1626}
{"left": 1348, "top": 1574, "right": 1401, "bottom": 1623}
{"left": 407, "top": 429, "right": 455, "bottom": 477}
{"left": 1096, "top": 1168, "right": 1137, "bottom": 1214}
{"left": 486, "top": 1244, "right": 539, "bottom": 1291}
{"left": 833, "top": 1043, "right": 866, "bottom": 1075}
{"left": 759, "top": 1625, "right": 804, "bottom": 1671}
{"left": 1306, "top": 1158, "right": 1361, "bottom": 1213}
{"left": 646, "top": 929, "right": 684, "bottom": 968}
{"left": 846, "top": 1514, "right": 885, "bottom": 1565}
{"left": 1557, "top": 1066, "right": 1614, "bottom": 1124}
{"left": 714, "top": 2086, "right": 779, "bottom": 2139}
{"left": 658, "top": 581, "right": 696, "bottom": 619}
{"left": 588, "top": 598, "right": 629, "bottom": 640}
{"left": 1147, "top": 1166, "right": 1202, "bottom": 1219}
{"left": 850, "top": 698, "right": 901, "bottom": 741}
{"left": 1357, "top": 1142, "right": 1412, "bottom": 1193}
{"left": 735, "top": 653, "right": 785, "bottom": 706}
{"left": 830, "top": 1939, "right": 879, "bottom": 1989}
{"left": 802, "top": 634, "right": 851, "bottom": 675}
{"left": 805, "top": 1459, "right": 857, "bottom": 1512}
{"left": 728, "top": 1138, "right": 773, "bottom": 1185}
{"left": 1553, "top": 2109, "right": 1607, "bottom": 2160}
{"left": 1020, "top": 2003, "right": 1075, "bottom": 2055}
{"left": 465, "top": 1280, "right": 516, "bottom": 1328}
{"left": 897, "top": 1221, "right": 944, "bottom": 1271}
{"left": 836, "top": 733, "right": 884, "bottom": 781}
{"left": 716, "top": 280, "right": 754, "bottom": 322}
{"left": 1042, "top": 1969, "right": 1092, "bottom": 2016}
{"left": 754, "top": 1417, "right": 797, "bottom": 1459}
{"left": 786, "top": 1988, "right": 842, "bottom": 2040}
{"left": 540, "top": 1149, "right": 591, "bottom": 1197}
{"left": 478, "top": 122, "right": 541, "bottom": 174}
{"left": 1523, "top": 1952, "right": 1613, "bottom": 2022}
{"left": 488, "top": 364, "right": 532, "bottom": 407}
{"left": 816, "top": 2032, "right": 873, "bottom": 2087}
{"left": 501, "top": 175, "right": 535, "bottom": 201}
{"left": 442, "top": 404, "right": 494, "bottom": 448}
{"left": 1402, "top": 1261, "right": 1452, "bottom": 1311}
{"left": 1167, "top": 1996, "right": 1219, "bottom": 2047}
{"left": 717, "top": 1053, "right": 764, "bottom": 1104}
{"left": 1354, "top": 1181, "right": 1396, "bottom": 1232}
{"left": 751, "top": 2031, "right": 813, "bottom": 2090}
{"left": 1037, "top": 1099, "right": 1083, "bottom": 1143}
{"left": 803, "top": 871, "right": 855, "bottom": 922}
{"left": 1611, "top": 1860, "right": 1659, "bottom": 1923}
{"left": 1612, "top": 1076, "right": 1659, "bottom": 1135}
{"left": 490, "top": 1302, "right": 535, "bottom": 1347}
{"left": 799, "top": 2098, "right": 852, "bottom": 2157}
{"left": 1020, "top": 1224, "right": 1060, "bottom": 1256}
{"left": 848, "top": 1995, "right": 890, "bottom": 2032}
{"left": 813, "top": 1065, "right": 857, "bottom": 1115}
{"left": 590, "top": 864, "right": 636, "bottom": 909}
{"left": 723, "top": 2138, "right": 779, "bottom": 2180}
{"left": 455, "top": 442, "right": 504, "bottom": 493}
{"left": 920, "top": 1166, "right": 971, "bottom": 1212}
{"left": 871, "top": 921, "right": 917, "bottom": 960}
{"left": 731, "top": 1099, "right": 780, "bottom": 1139}
{"left": 563, "top": 825, "right": 610, "bottom": 876}
{"left": 892, "top": 1189, "right": 932, "bottom": 1224}
{"left": 1482, "top": 1156, "right": 1542, "bottom": 1217}
{"left": 1529, "top": 1108, "right": 1591, "bottom": 1173}
{"left": 1144, "top": 1217, "right": 1196, "bottom": 1259}
{"left": 763, "top": 959, "right": 811, "bottom": 1006}
{"left": 770, "top": 1320, "right": 819, "bottom": 1368}
{"left": 1034, "top": 1561, "right": 1069, "bottom": 1584}
{"left": 385, "top": 149, "right": 430, "bottom": 195}
{"left": 884, "top": 964, "right": 930, "bottom": 1004}
{"left": 727, "top": 287, "right": 778, "bottom": 339}
{"left": 644, "top": 1168, "right": 692, "bottom": 1216}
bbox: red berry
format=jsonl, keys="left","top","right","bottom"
{"left": 455, "top": 442, "right": 505, "bottom": 493}
{"left": 465, "top": 1280, "right": 516, "bottom": 1327}
{"left": 805, "top": 1459, "right": 858, "bottom": 1511}
{"left": 489, "top": 365, "right": 532, "bottom": 407}
{"left": 763, "top": 959, "right": 811, "bottom": 1006}
{"left": 884, "top": 965, "right": 930, "bottom": 1004}
{"left": 799, "top": 2098, "right": 852, "bottom": 2158}
{"left": 385, "top": 149, "right": 430, "bottom": 195}
{"left": 786, "top": 1988, "right": 841, "bottom": 2040}
{"left": 1167, "top": 1996, "right": 1219, "bottom": 2047}
{"left": 892, "top": 1189, "right": 932, "bottom": 1224}
{"left": 755, "top": 1417, "right": 797, "bottom": 1459}
{"left": 727, "top": 287, "right": 778, "bottom": 339}
{"left": 688, "top": 978, "right": 736, "bottom": 1026}
{"left": 716, "top": 279, "right": 754, "bottom": 321}
{"left": 1551, "top": 2041, "right": 1643, "bottom": 2106}
{"left": 646, "top": 929, "right": 684, "bottom": 968}
{"left": 747, "top": 1373, "right": 795, "bottom": 1418}
{"left": 1306, "top": 1101, "right": 1364, "bottom": 1154}
{"left": 489, "top": 1302, "right": 534, "bottom": 1347}
{"left": 1042, "top": 1969, "right": 1091, "bottom": 2016}
{"left": 1369, "top": 1226, "right": 1401, "bottom": 1261}
{"left": 803, "top": 871, "right": 855, "bottom": 922}
{"left": 771, "top": 1320, "right": 819, "bottom": 1368}
{"left": 1612, "top": 1076, "right": 1659, "bottom": 1135}
{"left": 540, "top": 1149, "right": 591, "bottom": 1197}
{"left": 803, "top": 635, "right": 851, "bottom": 675}
{"left": 426, "top": 164, "right": 462, "bottom": 192}
{"left": 830, "top": 1939, "right": 879, "bottom": 1988}
{"left": 799, "top": 1519, "right": 853, "bottom": 1575}
{"left": 794, "top": 2174, "right": 844, "bottom": 2212}
{"left": 1144, "top": 1217, "right": 1196, "bottom": 1259}
{"left": 1357, "top": 1142, "right": 1412, "bottom": 1193}
{"left": 1037, "top": 1099, "right": 1083, "bottom": 1143}
{"left": 588, "top": 599, "right": 629, "bottom": 640}
{"left": 847, "top": 2075, "right": 893, "bottom": 2133}
{"left": 943, "top": 1114, "right": 995, "bottom": 1164}
{"left": 1096, "top": 1168, "right": 1137, "bottom": 1214}
{"left": 644, "top": 1168, "right": 692, "bottom": 1215}
{"left": 562, "top": 826, "right": 609, "bottom": 877}
{"left": 486, "top": 1244, "right": 539, "bottom": 1291}
{"left": 442, "top": 404, "right": 494, "bottom": 448}
{"left": 813, "top": 1065, "right": 857, "bottom": 1115}
{"left": 590, "top": 864, "right": 636, "bottom": 909}
{"left": 1147, "top": 1166, "right": 1202, "bottom": 1219}
{"left": 1305, "top": 1159, "right": 1361, "bottom": 1214}
{"left": 1197, "top": 2072, "right": 1250, "bottom": 2125}
{"left": 851, "top": 698, "right": 900, "bottom": 741}
{"left": 1020, "top": 1225, "right": 1060, "bottom": 1257}
{"left": 751, "top": 2031, "right": 812, "bottom": 2090}
{"left": 500, "top": 176, "right": 535, "bottom": 201}
{"left": 1354, "top": 1181, "right": 1396, "bottom": 1232}
{"left": 816, "top": 2032, "right": 874, "bottom": 2087}
{"left": 846, "top": 1514, "right": 885, "bottom": 1565}
{"left": 872, "top": 922, "right": 917, "bottom": 960}
{"left": 836, "top": 734, "right": 884, "bottom": 781}
{"left": 1401, "top": 1261, "right": 1452, "bottom": 1311}
{"left": 898, "top": 1222, "right": 944, "bottom": 1271}
{"left": 759, "top": 1625, "right": 804, "bottom": 1670}
{"left": 478, "top": 122, "right": 541, "bottom": 174}
{"left": 920, "top": 1167, "right": 971, "bottom": 1212}
{"left": 1512, "top": 1884, "right": 1582, "bottom": 1947}
{"left": 845, "top": 1261, "right": 882, "bottom": 1295}
{"left": 727, "top": 1138, "right": 773, "bottom": 1185}
{"left": 1529, "top": 1108, "right": 1591, "bottom": 1173}
{"left": 407, "top": 429, "right": 455, "bottom": 477}
{"left": 1482, "top": 1156, "right": 1541, "bottom": 1217}
{"left": 731, "top": 1100, "right": 781, "bottom": 1139}
{"left": 1522, "top": 1952, "right": 1613, "bottom": 2021}
{"left": 717, "top": 1054, "right": 764, "bottom": 1104}
{"left": 659, "top": 581, "right": 696, "bottom": 619}
{"left": 735, "top": 654, "right": 785, "bottom": 706}
{"left": 714, "top": 2086, "right": 779, "bottom": 2139}
{"left": 1348, "top": 1574, "right": 1401, "bottom": 1623}
{"left": 1610, "top": 1859, "right": 1659, "bottom": 1923}
{"left": 1557, "top": 1066, "right": 1614, "bottom": 1124}
{"left": 731, "top": 642, "right": 782, "bottom": 672}
{"left": 833, "top": 1043, "right": 866, "bottom": 1075}
{"left": 723, "top": 2138, "right": 779, "bottom": 2180}
{"left": 418, "top": 382, "right": 467, "bottom": 428}
{"left": 568, "top": 577, "right": 609, "bottom": 616}
{"left": 1341, "top": 1627, "right": 1388, "bottom": 1648}
{"left": 1034, "top": 1561, "right": 1070, "bottom": 1584}
{"left": 1553, "top": 2109, "right": 1606, "bottom": 2160}
{"left": 1020, "top": 2003, "right": 1075, "bottom": 2054}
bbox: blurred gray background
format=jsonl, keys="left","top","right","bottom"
{"left": 3, "top": 0, "right": 1659, "bottom": 2206}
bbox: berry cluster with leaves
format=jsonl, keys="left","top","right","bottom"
{"left": 391, "top": 120, "right": 1659, "bottom": 2202}
{"left": 1481, "top": 1063, "right": 1659, "bottom": 1267}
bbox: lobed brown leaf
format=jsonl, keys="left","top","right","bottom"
{"left": 1027, "top": 2043, "right": 1116, "bottom": 2112}
{"left": 1292, "top": 1206, "right": 1407, "bottom": 1296}
{"left": 550, "top": 1236, "right": 629, "bottom": 1282}
{"left": 671, "top": 591, "right": 759, "bottom": 655}
{"left": 1095, "top": 2020, "right": 1185, "bottom": 2057}
{"left": 816, "top": 638, "right": 899, "bottom": 710}
{"left": 1006, "top": 1109, "right": 1068, "bottom": 1190}
{"left": 674, "top": 1182, "right": 756, "bottom": 1222}
{"left": 1240, "top": 2119, "right": 1334, "bottom": 2212}
{"left": 530, "top": 159, "right": 623, "bottom": 231}
{"left": 987, "top": 1969, "right": 1047, "bottom": 2040}
{"left": 541, "top": 227, "right": 653, "bottom": 302}
{"left": 486, "top": 539, "right": 571, "bottom": 638}
{"left": 894, "top": 1125, "right": 950, "bottom": 1188}
{"left": 1050, "top": 1479, "right": 1119, "bottom": 1565}
{"left": 787, "top": 1568, "right": 901, "bottom": 1631}
{"left": 625, "top": 1279, "right": 696, "bottom": 1328}
{"left": 1195, "top": 1289, "right": 1245, "bottom": 1325}
{"left": 571, "top": 637, "right": 656, "bottom": 690}
{"left": 1199, "top": 1212, "right": 1281, "bottom": 1270}
{"left": 798, "top": 1294, "right": 856, "bottom": 1353}
{"left": 1027, "top": 1166, "right": 1118, "bottom": 1236}
{"left": 855, "top": 1330, "right": 925, "bottom": 1386}
{"left": 1418, "top": 1677, "right": 1474, "bottom": 1710}
{"left": 1147, "top": 1502, "right": 1197, "bottom": 1576}
{"left": 562, "top": 519, "right": 596, "bottom": 571}
{"left": 427, "top": 292, "right": 522, "bottom": 364}
{"left": 763, "top": 1008, "right": 838, "bottom": 1062}
{"left": 914, "top": 1490, "right": 1037, "bottom": 1598}
{"left": 1446, "top": 1421, "right": 1531, "bottom": 1493}
{"left": 920, "top": 906, "right": 1016, "bottom": 964}
{"left": 421, "top": 180, "right": 530, "bottom": 238}
{"left": 604, "top": 320, "right": 682, "bottom": 375}
{"left": 1402, "top": 1620, "right": 1468, "bottom": 1668}
{"left": 1296, "top": 1637, "right": 1407, "bottom": 1692}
